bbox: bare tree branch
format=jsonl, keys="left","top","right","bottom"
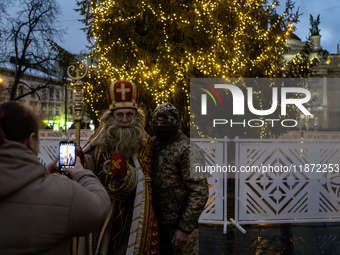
{"left": 0, "top": 0, "right": 65, "bottom": 100}
{"left": 14, "top": 80, "right": 54, "bottom": 100}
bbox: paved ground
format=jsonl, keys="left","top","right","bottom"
{"left": 198, "top": 222, "right": 340, "bottom": 255}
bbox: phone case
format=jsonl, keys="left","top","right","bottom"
{"left": 59, "top": 141, "right": 76, "bottom": 174}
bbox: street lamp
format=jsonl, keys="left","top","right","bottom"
{"left": 67, "top": 63, "right": 88, "bottom": 148}
{"left": 0, "top": 76, "right": 4, "bottom": 101}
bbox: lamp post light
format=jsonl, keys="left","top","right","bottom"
{"left": 0, "top": 76, "right": 5, "bottom": 101}
{"left": 67, "top": 63, "right": 88, "bottom": 148}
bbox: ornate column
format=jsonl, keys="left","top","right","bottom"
{"left": 67, "top": 63, "right": 88, "bottom": 148}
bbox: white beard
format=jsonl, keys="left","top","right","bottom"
{"left": 97, "top": 110, "right": 147, "bottom": 159}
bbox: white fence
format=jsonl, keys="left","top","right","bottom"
{"left": 234, "top": 138, "right": 340, "bottom": 233}
{"left": 38, "top": 129, "right": 92, "bottom": 165}
{"left": 279, "top": 131, "right": 340, "bottom": 140}
{"left": 193, "top": 139, "right": 228, "bottom": 231}
{"left": 39, "top": 129, "right": 93, "bottom": 139}
{"left": 38, "top": 134, "right": 340, "bottom": 234}
{"left": 194, "top": 137, "right": 340, "bottom": 234}
{"left": 38, "top": 137, "right": 89, "bottom": 166}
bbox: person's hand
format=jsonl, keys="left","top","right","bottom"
{"left": 65, "top": 156, "right": 84, "bottom": 178}
{"left": 75, "top": 149, "right": 84, "bottom": 165}
{"left": 45, "top": 157, "right": 59, "bottom": 175}
{"left": 171, "top": 229, "right": 189, "bottom": 247}
{"left": 110, "top": 152, "right": 127, "bottom": 179}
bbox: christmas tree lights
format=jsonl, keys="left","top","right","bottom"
{"left": 76, "top": 0, "right": 316, "bottom": 137}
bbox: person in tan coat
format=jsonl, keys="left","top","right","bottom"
{"left": 0, "top": 101, "right": 111, "bottom": 255}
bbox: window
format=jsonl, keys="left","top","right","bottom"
{"left": 49, "top": 88, "right": 54, "bottom": 99}
{"left": 56, "top": 107, "right": 60, "bottom": 116}
{"left": 31, "top": 89, "right": 36, "bottom": 98}
{"left": 19, "top": 86, "right": 24, "bottom": 96}
{"left": 49, "top": 106, "right": 53, "bottom": 116}
{"left": 42, "top": 89, "right": 47, "bottom": 99}
{"left": 68, "top": 89, "right": 73, "bottom": 99}
{"left": 56, "top": 89, "right": 60, "bottom": 100}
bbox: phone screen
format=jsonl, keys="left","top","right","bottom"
{"left": 59, "top": 141, "right": 76, "bottom": 174}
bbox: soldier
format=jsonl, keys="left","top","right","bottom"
{"left": 151, "top": 102, "right": 209, "bottom": 255}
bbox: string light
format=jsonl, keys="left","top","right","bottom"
{"left": 79, "top": 0, "right": 315, "bottom": 138}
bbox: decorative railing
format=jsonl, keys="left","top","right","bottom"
{"left": 38, "top": 133, "right": 340, "bottom": 233}
{"left": 39, "top": 129, "right": 93, "bottom": 139}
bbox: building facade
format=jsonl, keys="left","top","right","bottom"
{"left": 0, "top": 64, "right": 75, "bottom": 131}
{"left": 284, "top": 29, "right": 340, "bottom": 132}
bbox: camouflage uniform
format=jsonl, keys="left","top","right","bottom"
{"left": 152, "top": 103, "right": 209, "bottom": 255}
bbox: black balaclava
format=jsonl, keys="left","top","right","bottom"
{"left": 152, "top": 102, "right": 180, "bottom": 144}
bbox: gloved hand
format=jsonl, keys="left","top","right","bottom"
{"left": 110, "top": 152, "right": 127, "bottom": 179}
{"left": 75, "top": 149, "right": 84, "bottom": 165}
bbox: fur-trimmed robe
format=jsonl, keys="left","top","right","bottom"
{"left": 77, "top": 126, "right": 159, "bottom": 255}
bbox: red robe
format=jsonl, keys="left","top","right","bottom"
{"left": 79, "top": 126, "right": 159, "bottom": 255}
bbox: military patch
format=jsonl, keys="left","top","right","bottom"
{"left": 192, "top": 160, "right": 200, "bottom": 167}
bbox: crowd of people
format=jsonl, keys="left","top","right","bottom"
{"left": 0, "top": 80, "right": 209, "bottom": 255}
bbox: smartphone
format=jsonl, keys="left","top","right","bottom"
{"left": 59, "top": 141, "right": 76, "bottom": 175}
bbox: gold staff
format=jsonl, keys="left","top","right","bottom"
{"left": 67, "top": 63, "right": 88, "bottom": 255}
{"left": 67, "top": 63, "right": 88, "bottom": 148}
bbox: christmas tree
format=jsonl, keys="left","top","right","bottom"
{"left": 76, "top": 0, "right": 318, "bottom": 137}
